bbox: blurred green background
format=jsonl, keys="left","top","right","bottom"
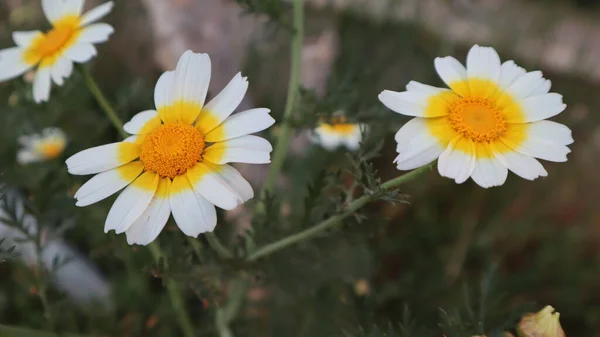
{"left": 0, "top": 0, "right": 599, "bottom": 336}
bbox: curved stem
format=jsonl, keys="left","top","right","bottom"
{"left": 148, "top": 243, "right": 195, "bottom": 337}
{"left": 247, "top": 164, "right": 433, "bottom": 261}
{"left": 79, "top": 65, "right": 127, "bottom": 138}
{"left": 260, "top": 0, "right": 304, "bottom": 196}
{"left": 79, "top": 69, "right": 194, "bottom": 337}
{"left": 205, "top": 232, "right": 233, "bottom": 259}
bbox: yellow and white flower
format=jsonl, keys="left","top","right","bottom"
{"left": 379, "top": 45, "right": 573, "bottom": 188}
{"left": 0, "top": 0, "right": 114, "bottom": 103}
{"left": 66, "top": 50, "right": 275, "bottom": 245}
{"left": 313, "top": 115, "right": 364, "bottom": 151}
{"left": 17, "top": 127, "right": 67, "bottom": 164}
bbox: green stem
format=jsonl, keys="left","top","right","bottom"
{"left": 247, "top": 164, "right": 433, "bottom": 261}
{"left": 79, "top": 65, "right": 127, "bottom": 138}
{"left": 216, "top": 279, "right": 248, "bottom": 337}
{"left": 205, "top": 232, "right": 234, "bottom": 259}
{"left": 0, "top": 325, "right": 89, "bottom": 337}
{"left": 261, "top": 0, "right": 304, "bottom": 196}
{"left": 79, "top": 69, "right": 194, "bottom": 337}
{"left": 148, "top": 243, "right": 195, "bottom": 337}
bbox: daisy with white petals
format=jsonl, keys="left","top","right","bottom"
{"left": 66, "top": 50, "right": 275, "bottom": 245}
{"left": 379, "top": 45, "right": 573, "bottom": 188}
{"left": 0, "top": 0, "right": 115, "bottom": 103}
{"left": 313, "top": 115, "right": 364, "bottom": 151}
{"left": 17, "top": 127, "right": 68, "bottom": 164}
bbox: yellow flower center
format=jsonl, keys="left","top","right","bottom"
{"left": 319, "top": 116, "right": 357, "bottom": 135}
{"left": 24, "top": 16, "right": 81, "bottom": 66}
{"left": 140, "top": 123, "right": 205, "bottom": 179}
{"left": 448, "top": 97, "right": 507, "bottom": 142}
{"left": 39, "top": 142, "right": 64, "bottom": 159}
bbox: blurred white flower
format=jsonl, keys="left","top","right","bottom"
{"left": 379, "top": 45, "right": 573, "bottom": 188}
{"left": 0, "top": 0, "right": 115, "bottom": 103}
{"left": 17, "top": 127, "right": 67, "bottom": 164}
{"left": 312, "top": 114, "right": 364, "bottom": 151}
{"left": 66, "top": 51, "right": 275, "bottom": 246}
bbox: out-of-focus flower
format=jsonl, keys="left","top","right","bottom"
{"left": 518, "top": 305, "right": 566, "bottom": 337}
{"left": 66, "top": 50, "right": 275, "bottom": 246}
{"left": 312, "top": 113, "right": 364, "bottom": 151}
{"left": 379, "top": 45, "right": 573, "bottom": 188}
{"left": 0, "top": 0, "right": 115, "bottom": 103}
{"left": 353, "top": 279, "right": 370, "bottom": 296}
{"left": 17, "top": 127, "right": 67, "bottom": 164}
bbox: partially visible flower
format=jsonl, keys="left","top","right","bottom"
{"left": 17, "top": 127, "right": 67, "bottom": 164}
{"left": 312, "top": 114, "right": 364, "bottom": 151}
{"left": 518, "top": 305, "right": 566, "bottom": 337}
{"left": 379, "top": 45, "right": 573, "bottom": 188}
{"left": 0, "top": 0, "right": 115, "bottom": 103}
{"left": 66, "top": 50, "right": 275, "bottom": 246}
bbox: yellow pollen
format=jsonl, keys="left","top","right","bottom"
{"left": 319, "top": 116, "right": 357, "bottom": 135}
{"left": 39, "top": 142, "right": 64, "bottom": 159}
{"left": 140, "top": 123, "right": 205, "bottom": 179}
{"left": 448, "top": 97, "right": 507, "bottom": 142}
{"left": 25, "top": 16, "right": 81, "bottom": 65}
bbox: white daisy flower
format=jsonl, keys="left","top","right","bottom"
{"left": 378, "top": 45, "right": 573, "bottom": 188}
{"left": 66, "top": 50, "right": 275, "bottom": 245}
{"left": 17, "top": 127, "right": 68, "bottom": 164}
{"left": 0, "top": 0, "right": 115, "bottom": 103}
{"left": 313, "top": 115, "right": 364, "bottom": 151}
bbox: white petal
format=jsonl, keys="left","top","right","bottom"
{"left": 530, "top": 79, "right": 551, "bottom": 96}
{"left": 437, "top": 137, "right": 476, "bottom": 184}
{"left": 170, "top": 175, "right": 217, "bottom": 237}
{"left": 505, "top": 71, "right": 546, "bottom": 100}
{"left": 497, "top": 60, "right": 526, "bottom": 90}
{"left": 343, "top": 132, "right": 362, "bottom": 151}
{"left": 203, "top": 135, "right": 272, "bottom": 165}
{"left": 126, "top": 178, "right": 171, "bottom": 245}
{"left": 62, "top": 0, "right": 85, "bottom": 16}
{"left": 80, "top": 1, "right": 114, "bottom": 26}
{"left": 79, "top": 23, "right": 114, "bottom": 43}
{"left": 51, "top": 57, "right": 73, "bottom": 86}
{"left": 123, "top": 110, "right": 160, "bottom": 135}
{"left": 525, "top": 120, "right": 574, "bottom": 145}
{"left": 42, "top": 0, "right": 63, "bottom": 23}
{"left": 104, "top": 172, "right": 159, "bottom": 234}
{"left": 12, "top": 31, "right": 42, "bottom": 48}
{"left": 172, "top": 51, "right": 211, "bottom": 123}
{"left": 65, "top": 142, "right": 139, "bottom": 175}
{"left": 434, "top": 56, "right": 468, "bottom": 96}
{"left": 314, "top": 131, "right": 342, "bottom": 151}
{"left": 470, "top": 144, "right": 508, "bottom": 188}
{"left": 154, "top": 71, "right": 175, "bottom": 112}
{"left": 197, "top": 72, "right": 248, "bottom": 133}
{"left": 187, "top": 163, "right": 244, "bottom": 210}
{"left": 378, "top": 89, "right": 451, "bottom": 117}
{"left": 466, "top": 45, "right": 501, "bottom": 82}
{"left": 406, "top": 80, "right": 447, "bottom": 94}
{"left": 515, "top": 93, "right": 566, "bottom": 122}
{"left": 490, "top": 142, "right": 547, "bottom": 181}
{"left": 17, "top": 150, "right": 42, "bottom": 165}
{"left": 63, "top": 42, "right": 97, "bottom": 63}
{"left": 33, "top": 67, "right": 52, "bottom": 103}
{"left": 394, "top": 120, "right": 445, "bottom": 170}
{"left": 204, "top": 108, "right": 275, "bottom": 142}
{"left": 206, "top": 163, "right": 254, "bottom": 202}
{"left": 74, "top": 162, "right": 144, "bottom": 207}
{"left": 0, "top": 47, "right": 34, "bottom": 81}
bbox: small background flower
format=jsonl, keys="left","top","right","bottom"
{"left": 17, "top": 127, "right": 67, "bottom": 164}
{"left": 312, "top": 112, "right": 365, "bottom": 151}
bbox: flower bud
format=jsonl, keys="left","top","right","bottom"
{"left": 518, "top": 305, "right": 566, "bottom": 337}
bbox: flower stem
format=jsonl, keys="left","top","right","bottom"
{"left": 247, "top": 164, "right": 433, "bottom": 261}
{"left": 78, "top": 65, "right": 127, "bottom": 138}
{"left": 260, "top": 0, "right": 304, "bottom": 197}
{"left": 79, "top": 68, "right": 194, "bottom": 337}
{"left": 148, "top": 243, "right": 195, "bottom": 337}
{"left": 205, "top": 232, "right": 234, "bottom": 259}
